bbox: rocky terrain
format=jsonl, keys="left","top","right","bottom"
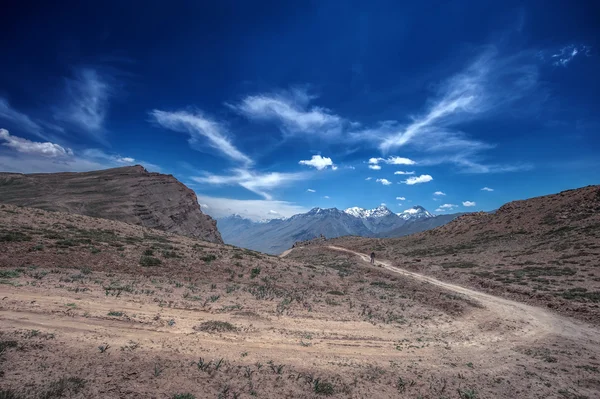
{"left": 218, "top": 205, "right": 465, "bottom": 254}
{"left": 0, "top": 166, "right": 222, "bottom": 244}
{"left": 1, "top": 203, "right": 599, "bottom": 398}
{"left": 325, "top": 185, "right": 600, "bottom": 325}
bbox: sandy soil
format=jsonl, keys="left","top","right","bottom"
{"left": 1, "top": 204, "right": 599, "bottom": 398}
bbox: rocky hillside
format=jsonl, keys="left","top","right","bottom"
{"left": 327, "top": 185, "right": 600, "bottom": 324}
{"left": 0, "top": 165, "right": 223, "bottom": 244}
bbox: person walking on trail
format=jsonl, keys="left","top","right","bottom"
{"left": 370, "top": 251, "right": 375, "bottom": 264}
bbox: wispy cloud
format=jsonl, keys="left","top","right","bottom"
{"left": 481, "top": 187, "right": 494, "bottom": 192}
{"left": 0, "top": 128, "right": 72, "bottom": 157}
{"left": 368, "top": 164, "right": 381, "bottom": 170}
{"left": 323, "top": 195, "right": 330, "bottom": 199}
{"left": 191, "top": 169, "right": 308, "bottom": 200}
{"left": 433, "top": 191, "right": 446, "bottom": 196}
{"left": 0, "top": 98, "right": 46, "bottom": 139}
{"left": 151, "top": 110, "right": 252, "bottom": 165}
{"left": 396, "top": 196, "right": 406, "bottom": 200}
{"left": 55, "top": 68, "right": 112, "bottom": 138}
{"left": 365, "top": 177, "right": 372, "bottom": 181}
{"left": 462, "top": 201, "right": 476, "bottom": 207}
{"left": 307, "top": 188, "right": 316, "bottom": 193}
{"left": 298, "top": 155, "right": 336, "bottom": 170}
{"left": 401, "top": 174, "right": 433, "bottom": 185}
{"left": 376, "top": 178, "right": 392, "bottom": 186}
{"left": 551, "top": 44, "right": 591, "bottom": 67}
{"left": 229, "top": 88, "right": 345, "bottom": 136}
{"left": 394, "top": 170, "right": 414, "bottom": 175}
{"left": 197, "top": 195, "right": 309, "bottom": 221}
{"left": 352, "top": 49, "right": 539, "bottom": 173}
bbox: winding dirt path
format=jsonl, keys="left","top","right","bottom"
{"left": 286, "top": 245, "right": 599, "bottom": 342}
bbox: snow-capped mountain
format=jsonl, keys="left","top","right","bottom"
{"left": 344, "top": 204, "right": 393, "bottom": 219}
{"left": 218, "top": 205, "right": 465, "bottom": 255}
{"left": 398, "top": 205, "right": 434, "bottom": 220}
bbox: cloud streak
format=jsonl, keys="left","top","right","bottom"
{"left": 55, "top": 68, "right": 112, "bottom": 138}
{"left": 197, "top": 195, "right": 309, "bottom": 221}
{"left": 191, "top": 169, "right": 308, "bottom": 200}
{"left": 230, "top": 88, "right": 344, "bottom": 137}
{"left": 376, "top": 178, "right": 392, "bottom": 186}
{"left": 151, "top": 110, "right": 252, "bottom": 165}
{"left": 0, "top": 98, "right": 46, "bottom": 139}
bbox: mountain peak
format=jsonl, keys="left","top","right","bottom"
{"left": 399, "top": 205, "right": 434, "bottom": 220}
{"left": 344, "top": 205, "right": 392, "bottom": 218}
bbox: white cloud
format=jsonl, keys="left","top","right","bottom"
{"left": 463, "top": 201, "right": 476, "bottom": 207}
{"left": 191, "top": 169, "right": 308, "bottom": 200}
{"left": 197, "top": 195, "right": 309, "bottom": 221}
{"left": 307, "top": 189, "right": 316, "bottom": 193}
{"left": 396, "top": 196, "right": 406, "bottom": 200}
{"left": 402, "top": 174, "right": 433, "bottom": 185}
{"left": 229, "top": 88, "right": 344, "bottom": 136}
{"left": 376, "top": 178, "right": 392, "bottom": 186}
{"left": 551, "top": 44, "right": 591, "bottom": 67}
{"left": 0, "top": 134, "right": 159, "bottom": 174}
{"left": 55, "top": 68, "right": 111, "bottom": 137}
{"left": 298, "top": 155, "right": 335, "bottom": 170}
{"left": 394, "top": 170, "right": 415, "bottom": 175}
{"left": 435, "top": 203, "right": 458, "bottom": 212}
{"left": 323, "top": 195, "right": 330, "bottom": 199}
{"left": 352, "top": 49, "right": 539, "bottom": 173}
{"left": 150, "top": 110, "right": 252, "bottom": 165}
{"left": 433, "top": 191, "right": 446, "bottom": 196}
{"left": 0, "top": 128, "right": 72, "bottom": 157}
{"left": 345, "top": 165, "right": 356, "bottom": 170}
{"left": 386, "top": 156, "right": 416, "bottom": 165}
{"left": 365, "top": 177, "right": 372, "bottom": 181}
{"left": 0, "top": 98, "right": 46, "bottom": 139}
{"left": 481, "top": 187, "right": 494, "bottom": 192}
{"left": 368, "top": 164, "right": 381, "bottom": 170}
{"left": 368, "top": 156, "right": 415, "bottom": 166}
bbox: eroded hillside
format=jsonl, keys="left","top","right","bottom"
{"left": 326, "top": 185, "right": 600, "bottom": 324}
{"left": 0, "top": 165, "right": 222, "bottom": 244}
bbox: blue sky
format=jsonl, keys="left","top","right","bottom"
{"left": 1, "top": 1, "right": 598, "bottom": 220}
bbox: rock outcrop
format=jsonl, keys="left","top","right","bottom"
{"left": 0, "top": 165, "right": 223, "bottom": 243}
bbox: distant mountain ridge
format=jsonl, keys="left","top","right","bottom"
{"left": 218, "top": 205, "right": 465, "bottom": 254}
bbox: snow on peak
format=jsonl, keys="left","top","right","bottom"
{"left": 344, "top": 205, "right": 392, "bottom": 219}
{"left": 398, "top": 206, "right": 433, "bottom": 220}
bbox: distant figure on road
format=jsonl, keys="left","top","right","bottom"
{"left": 370, "top": 252, "right": 375, "bottom": 264}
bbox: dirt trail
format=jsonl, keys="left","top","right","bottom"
{"left": 288, "top": 245, "right": 599, "bottom": 343}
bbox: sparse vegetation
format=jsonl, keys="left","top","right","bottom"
{"left": 194, "top": 321, "right": 237, "bottom": 333}
{"left": 140, "top": 255, "right": 162, "bottom": 266}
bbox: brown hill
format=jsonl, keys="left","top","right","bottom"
{"left": 0, "top": 165, "right": 222, "bottom": 244}
{"left": 326, "top": 185, "right": 600, "bottom": 324}
{"left": 1, "top": 203, "right": 599, "bottom": 398}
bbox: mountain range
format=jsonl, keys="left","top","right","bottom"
{"left": 217, "top": 205, "right": 465, "bottom": 254}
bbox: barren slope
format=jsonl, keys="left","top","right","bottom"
{"left": 0, "top": 165, "right": 222, "bottom": 244}
{"left": 326, "top": 185, "right": 600, "bottom": 324}
{"left": 1, "top": 204, "right": 599, "bottom": 398}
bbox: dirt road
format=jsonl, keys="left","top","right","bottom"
{"left": 287, "top": 245, "right": 599, "bottom": 342}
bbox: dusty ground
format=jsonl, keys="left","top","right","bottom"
{"left": 1, "top": 204, "right": 599, "bottom": 398}
{"left": 326, "top": 185, "right": 600, "bottom": 325}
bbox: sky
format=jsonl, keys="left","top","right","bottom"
{"left": 1, "top": 1, "right": 599, "bottom": 221}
